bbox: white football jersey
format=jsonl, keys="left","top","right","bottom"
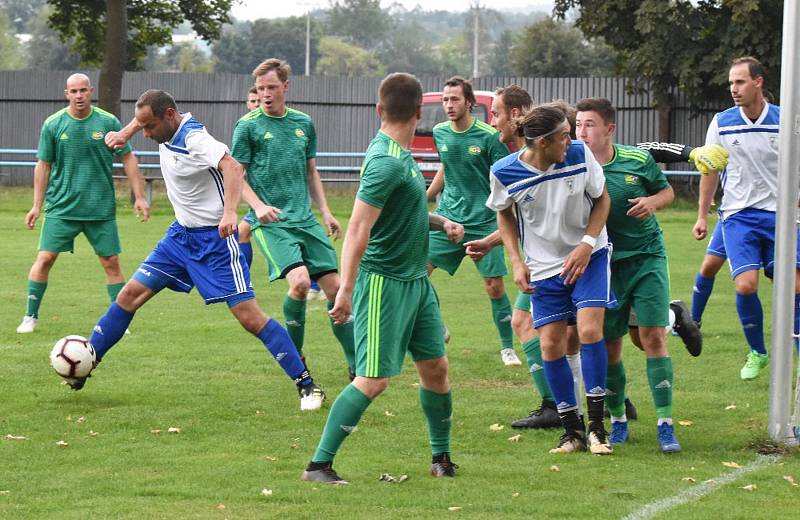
{"left": 486, "top": 141, "right": 608, "bottom": 281}
{"left": 705, "top": 102, "right": 780, "bottom": 219}
{"left": 159, "top": 113, "right": 230, "bottom": 228}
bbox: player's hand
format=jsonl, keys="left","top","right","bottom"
{"left": 692, "top": 217, "right": 707, "bottom": 240}
{"left": 25, "top": 207, "right": 40, "bottom": 229}
{"left": 133, "top": 197, "right": 150, "bottom": 222}
{"left": 255, "top": 203, "right": 281, "bottom": 224}
{"left": 443, "top": 219, "right": 464, "bottom": 243}
{"left": 323, "top": 212, "right": 342, "bottom": 240}
{"left": 689, "top": 144, "right": 729, "bottom": 175}
{"left": 464, "top": 238, "right": 491, "bottom": 261}
{"left": 104, "top": 131, "right": 128, "bottom": 150}
{"left": 218, "top": 210, "right": 238, "bottom": 238}
{"left": 328, "top": 289, "right": 353, "bottom": 325}
{"left": 512, "top": 261, "right": 533, "bottom": 293}
{"left": 561, "top": 243, "right": 592, "bottom": 285}
{"left": 626, "top": 196, "right": 657, "bottom": 220}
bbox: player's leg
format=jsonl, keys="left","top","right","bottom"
{"left": 604, "top": 275, "right": 631, "bottom": 445}
{"left": 284, "top": 265, "right": 312, "bottom": 356}
{"left": 565, "top": 324, "right": 584, "bottom": 418}
{"left": 474, "top": 239, "right": 516, "bottom": 364}
{"left": 237, "top": 219, "right": 253, "bottom": 268}
{"left": 692, "top": 221, "right": 727, "bottom": 325}
{"left": 427, "top": 229, "right": 466, "bottom": 343}
{"left": 85, "top": 219, "right": 125, "bottom": 304}
{"left": 317, "top": 271, "right": 356, "bottom": 379}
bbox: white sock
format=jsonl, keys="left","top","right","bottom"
{"left": 566, "top": 353, "right": 583, "bottom": 416}
{"left": 611, "top": 414, "right": 628, "bottom": 423}
{"left": 657, "top": 417, "right": 673, "bottom": 426}
{"left": 665, "top": 308, "right": 676, "bottom": 334}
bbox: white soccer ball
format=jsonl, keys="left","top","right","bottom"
{"left": 50, "top": 335, "right": 96, "bottom": 378}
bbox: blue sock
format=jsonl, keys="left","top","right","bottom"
{"left": 736, "top": 292, "right": 766, "bottom": 354}
{"left": 794, "top": 294, "right": 800, "bottom": 353}
{"left": 310, "top": 279, "right": 321, "bottom": 291}
{"left": 543, "top": 356, "right": 577, "bottom": 413}
{"left": 90, "top": 303, "right": 134, "bottom": 361}
{"left": 692, "top": 273, "right": 715, "bottom": 323}
{"left": 257, "top": 319, "right": 312, "bottom": 385}
{"left": 239, "top": 242, "right": 253, "bottom": 268}
{"left": 580, "top": 339, "right": 608, "bottom": 397}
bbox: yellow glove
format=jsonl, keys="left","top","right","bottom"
{"left": 689, "top": 144, "right": 729, "bottom": 175}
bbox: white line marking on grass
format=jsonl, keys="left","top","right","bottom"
{"left": 622, "top": 454, "right": 780, "bottom": 520}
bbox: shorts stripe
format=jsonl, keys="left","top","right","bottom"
{"left": 225, "top": 235, "right": 246, "bottom": 293}
{"left": 367, "top": 273, "right": 384, "bottom": 377}
{"left": 252, "top": 227, "right": 281, "bottom": 276}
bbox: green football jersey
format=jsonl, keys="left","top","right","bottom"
{"left": 37, "top": 106, "right": 131, "bottom": 221}
{"left": 357, "top": 131, "right": 429, "bottom": 281}
{"left": 231, "top": 107, "right": 318, "bottom": 227}
{"left": 433, "top": 117, "right": 510, "bottom": 230}
{"left": 603, "top": 144, "right": 671, "bottom": 260}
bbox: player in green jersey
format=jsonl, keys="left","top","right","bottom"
{"left": 426, "top": 76, "right": 520, "bottom": 366}
{"left": 576, "top": 97, "right": 682, "bottom": 452}
{"left": 302, "top": 72, "right": 463, "bottom": 485}
{"left": 17, "top": 73, "right": 149, "bottom": 334}
{"left": 231, "top": 58, "right": 355, "bottom": 379}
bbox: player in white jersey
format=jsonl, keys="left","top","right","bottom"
{"left": 488, "top": 104, "right": 615, "bottom": 455}
{"left": 59, "top": 89, "right": 326, "bottom": 411}
{"left": 695, "top": 56, "right": 800, "bottom": 380}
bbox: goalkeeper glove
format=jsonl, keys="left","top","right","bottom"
{"left": 689, "top": 144, "right": 729, "bottom": 175}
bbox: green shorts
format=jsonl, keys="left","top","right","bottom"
{"left": 39, "top": 217, "right": 121, "bottom": 257}
{"left": 428, "top": 228, "right": 507, "bottom": 278}
{"left": 353, "top": 270, "right": 445, "bottom": 378}
{"left": 604, "top": 254, "right": 670, "bottom": 340}
{"left": 514, "top": 290, "right": 532, "bottom": 312}
{"left": 250, "top": 222, "right": 338, "bottom": 281}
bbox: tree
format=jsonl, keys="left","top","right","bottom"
{"left": 0, "top": 9, "right": 24, "bottom": 69}
{"left": 511, "top": 17, "right": 616, "bottom": 77}
{"left": 485, "top": 30, "right": 517, "bottom": 77}
{"left": 145, "top": 43, "right": 215, "bottom": 73}
{"left": 326, "top": 0, "right": 391, "bottom": 50}
{"left": 46, "top": 0, "right": 233, "bottom": 116}
{"left": 0, "top": 0, "right": 46, "bottom": 32}
{"left": 379, "top": 20, "right": 442, "bottom": 76}
{"left": 24, "top": 4, "right": 81, "bottom": 70}
{"left": 315, "top": 36, "right": 383, "bottom": 77}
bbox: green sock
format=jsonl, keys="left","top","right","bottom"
{"left": 312, "top": 384, "right": 372, "bottom": 463}
{"left": 490, "top": 294, "right": 514, "bottom": 349}
{"left": 647, "top": 356, "right": 673, "bottom": 419}
{"left": 107, "top": 282, "right": 125, "bottom": 303}
{"left": 26, "top": 279, "right": 47, "bottom": 318}
{"left": 419, "top": 386, "right": 452, "bottom": 456}
{"left": 328, "top": 301, "right": 356, "bottom": 371}
{"left": 606, "top": 361, "right": 627, "bottom": 418}
{"left": 282, "top": 295, "right": 306, "bottom": 355}
{"left": 522, "top": 337, "right": 553, "bottom": 401}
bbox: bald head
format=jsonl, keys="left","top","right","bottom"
{"left": 64, "top": 73, "right": 94, "bottom": 118}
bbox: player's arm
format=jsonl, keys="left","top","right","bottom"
{"left": 426, "top": 165, "right": 444, "bottom": 201}
{"left": 636, "top": 142, "right": 691, "bottom": 163}
{"left": 626, "top": 185, "right": 674, "bottom": 220}
{"left": 241, "top": 177, "right": 281, "bottom": 223}
{"left": 119, "top": 151, "right": 150, "bottom": 222}
{"left": 497, "top": 207, "right": 531, "bottom": 293}
{"left": 329, "top": 199, "right": 381, "bottom": 325}
{"left": 562, "top": 186, "right": 610, "bottom": 285}
{"left": 693, "top": 169, "right": 719, "bottom": 240}
{"left": 464, "top": 229, "right": 502, "bottom": 261}
{"left": 105, "top": 118, "right": 143, "bottom": 150}
{"left": 429, "top": 213, "right": 464, "bottom": 243}
{"left": 307, "top": 158, "right": 341, "bottom": 240}
{"left": 217, "top": 153, "right": 245, "bottom": 238}
{"left": 25, "top": 160, "right": 50, "bottom": 229}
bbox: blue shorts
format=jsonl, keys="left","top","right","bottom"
{"left": 133, "top": 222, "right": 254, "bottom": 305}
{"left": 706, "top": 221, "right": 726, "bottom": 258}
{"left": 530, "top": 247, "right": 617, "bottom": 328}
{"left": 722, "top": 208, "right": 800, "bottom": 279}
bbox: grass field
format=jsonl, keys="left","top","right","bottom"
{"left": 1, "top": 187, "right": 798, "bottom": 519}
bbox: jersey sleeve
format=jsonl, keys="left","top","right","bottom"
{"left": 36, "top": 120, "right": 54, "bottom": 163}
{"left": 357, "top": 156, "right": 403, "bottom": 209}
{"left": 705, "top": 116, "right": 720, "bottom": 146}
{"left": 583, "top": 144, "right": 605, "bottom": 198}
{"left": 306, "top": 120, "right": 317, "bottom": 160}
{"left": 485, "top": 169, "right": 513, "bottom": 211}
{"left": 635, "top": 142, "right": 690, "bottom": 163}
{"left": 487, "top": 132, "right": 511, "bottom": 164}
{"left": 230, "top": 120, "right": 252, "bottom": 167}
{"left": 109, "top": 116, "right": 132, "bottom": 157}
{"left": 187, "top": 131, "right": 229, "bottom": 170}
{"left": 640, "top": 153, "right": 671, "bottom": 194}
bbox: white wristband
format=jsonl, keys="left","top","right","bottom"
{"left": 581, "top": 234, "right": 597, "bottom": 248}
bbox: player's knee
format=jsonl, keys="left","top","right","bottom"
{"left": 99, "top": 255, "right": 122, "bottom": 275}
{"left": 354, "top": 376, "right": 389, "bottom": 399}
{"left": 34, "top": 251, "right": 58, "bottom": 271}
{"left": 288, "top": 276, "right": 311, "bottom": 298}
{"left": 700, "top": 256, "right": 723, "bottom": 278}
{"left": 116, "top": 282, "right": 149, "bottom": 310}
{"left": 734, "top": 275, "right": 758, "bottom": 295}
{"left": 483, "top": 278, "right": 505, "bottom": 299}
{"left": 511, "top": 312, "right": 531, "bottom": 338}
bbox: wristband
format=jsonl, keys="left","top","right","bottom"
{"left": 581, "top": 234, "right": 597, "bottom": 248}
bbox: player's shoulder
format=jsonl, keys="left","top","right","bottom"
{"left": 473, "top": 119, "right": 499, "bottom": 136}
{"left": 364, "top": 134, "right": 406, "bottom": 169}
{"left": 715, "top": 105, "right": 744, "bottom": 127}
{"left": 43, "top": 108, "right": 68, "bottom": 126}
{"left": 237, "top": 108, "right": 263, "bottom": 125}
{"left": 764, "top": 103, "right": 780, "bottom": 124}
{"left": 169, "top": 117, "right": 208, "bottom": 152}
{"left": 614, "top": 143, "right": 650, "bottom": 164}
{"left": 562, "top": 140, "right": 588, "bottom": 165}
{"left": 490, "top": 150, "right": 519, "bottom": 174}
{"left": 433, "top": 121, "right": 450, "bottom": 134}
{"left": 286, "top": 107, "right": 313, "bottom": 123}
{"left": 91, "top": 106, "right": 120, "bottom": 122}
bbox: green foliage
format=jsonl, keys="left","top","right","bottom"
{"left": 23, "top": 4, "right": 81, "bottom": 70}
{"left": 45, "top": 0, "right": 232, "bottom": 69}
{"left": 326, "top": 0, "right": 391, "bottom": 49}
{"left": 0, "top": 8, "right": 23, "bottom": 69}
{"left": 212, "top": 16, "right": 321, "bottom": 75}
{"left": 0, "top": 0, "right": 46, "bottom": 31}
{"left": 553, "top": 0, "right": 783, "bottom": 109}
{"left": 316, "top": 36, "right": 383, "bottom": 77}
{"left": 145, "top": 43, "right": 215, "bottom": 73}
{"left": 511, "top": 17, "right": 616, "bottom": 77}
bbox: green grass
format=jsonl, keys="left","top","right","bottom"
{"left": 1, "top": 187, "right": 798, "bottom": 519}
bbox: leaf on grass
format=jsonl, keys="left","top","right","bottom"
{"left": 167, "top": 427, "right": 181, "bottom": 434}
{"left": 4, "top": 435, "right": 27, "bottom": 441}
{"left": 678, "top": 420, "right": 693, "bottom": 426}
{"left": 783, "top": 475, "right": 798, "bottom": 486}
{"left": 265, "top": 456, "right": 277, "bottom": 461}
{"left": 722, "top": 461, "right": 742, "bottom": 469}
{"left": 76, "top": 416, "right": 86, "bottom": 423}
{"left": 447, "top": 506, "right": 462, "bottom": 512}
{"left": 56, "top": 440, "right": 68, "bottom": 447}
{"left": 150, "top": 429, "right": 162, "bottom": 434}
{"left": 704, "top": 479, "right": 719, "bottom": 485}
{"left": 725, "top": 404, "right": 737, "bottom": 410}
{"left": 550, "top": 465, "right": 560, "bottom": 472}
{"left": 512, "top": 492, "right": 520, "bottom": 497}
{"left": 290, "top": 438, "right": 300, "bottom": 449}
{"left": 384, "top": 410, "right": 395, "bottom": 417}
{"left": 741, "top": 484, "right": 757, "bottom": 491}
{"left": 255, "top": 410, "right": 263, "bottom": 415}
{"left": 261, "top": 488, "right": 273, "bottom": 497}
{"left": 489, "top": 423, "right": 504, "bottom": 432}
{"left": 0, "top": 490, "right": 9, "bottom": 495}
{"left": 507, "top": 434, "right": 521, "bottom": 443}
{"left": 88, "top": 431, "right": 98, "bottom": 437}
{"left": 379, "top": 473, "right": 409, "bottom": 483}
{"left": 681, "top": 477, "right": 696, "bottom": 483}
{"left": 216, "top": 504, "right": 226, "bottom": 510}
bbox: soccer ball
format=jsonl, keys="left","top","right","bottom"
{"left": 50, "top": 335, "right": 96, "bottom": 378}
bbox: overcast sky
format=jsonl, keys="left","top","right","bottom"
{"left": 230, "top": 0, "right": 554, "bottom": 20}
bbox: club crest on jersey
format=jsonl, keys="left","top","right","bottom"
{"left": 295, "top": 128, "right": 305, "bottom": 138}
{"left": 624, "top": 174, "right": 639, "bottom": 185}
{"left": 769, "top": 135, "right": 778, "bottom": 149}
{"left": 468, "top": 145, "right": 481, "bottom": 155}
{"left": 565, "top": 178, "right": 575, "bottom": 193}
{"left": 91, "top": 131, "right": 104, "bottom": 140}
